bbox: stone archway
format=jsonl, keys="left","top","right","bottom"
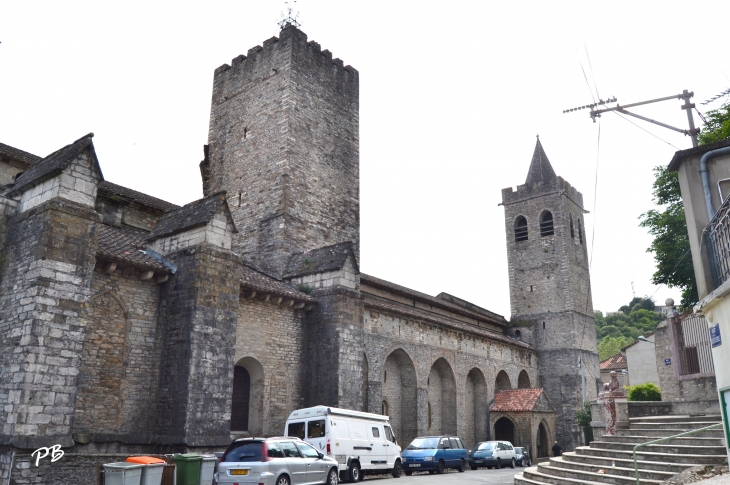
{"left": 494, "top": 416, "right": 516, "bottom": 443}
{"left": 495, "top": 370, "right": 512, "bottom": 391}
{"left": 536, "top": 421, "right": 550, "bottom": 458}
{"left": 517, "top": 370, "right": 531, "bottom": 389}
{"left": 464, "top": 368, "right": 488, "bottom": 448}
{"left": 382, "top": 349, "right": 417, "bottom": 445}
{"left": 75, "top": 291, "right": 130, "bottom": 432}
{"left": 232, "top": 357, "right": 265, "bottom": 435}
{"left": 427, "top": 357, "right": 457, "bottom": 436}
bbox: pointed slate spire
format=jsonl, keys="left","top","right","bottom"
{"left": 525, "top": 135, "right": 557, "bottom": 185}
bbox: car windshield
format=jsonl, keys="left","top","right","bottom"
{"left": 407, "top": 438, "right": 440, "bottom": 450}
{"left": 477, "top": 442, "right": 496, "bottom": 451}
{"left": 223, "top": 441, "right": 264, "bottom": 462}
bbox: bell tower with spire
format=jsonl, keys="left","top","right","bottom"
{"left": 501, "top": 137, "right": 600, "bottom": 451}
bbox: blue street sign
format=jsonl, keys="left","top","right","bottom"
{"left": 710, "top": 324, "right": 722, "bottom": 348}
{"left": 664, "top": 358, "right": 671, "bottom": 366}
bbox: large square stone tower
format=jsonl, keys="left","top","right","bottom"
{"left": 502, "top": 138, "right": 600, "bottom": 451}
{"left": 202, "top": 24, "right": 359, "bottom": 277}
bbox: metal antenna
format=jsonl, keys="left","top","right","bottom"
{"left": 702, "top": 88, "right": 730, "bottom": 106}
{"left": 564, "top": 90, "right": 699, "bottom": 147}
{"left": 631, "top": 280, "right": 635, "bottom": 299}
{"left": 279, "top": 0, "right": 301, "bottom": 29}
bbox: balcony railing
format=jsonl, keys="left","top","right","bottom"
{"left": 705, "top": 193, "right": 730, "bottom": 290}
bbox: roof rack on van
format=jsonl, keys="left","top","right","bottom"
{"left": 287, "top": 405, "right": 390, "bottom": 422}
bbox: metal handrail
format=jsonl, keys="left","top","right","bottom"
{"left": 633, "top": 422, "right": 723, "bottom": 485}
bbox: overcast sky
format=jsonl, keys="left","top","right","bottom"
{"left": 3, "top": 0, "right": 730, "bottom": 318}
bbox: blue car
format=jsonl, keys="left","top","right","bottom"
{"left": 401, "top": 436, "right": 468, "bottom": 475}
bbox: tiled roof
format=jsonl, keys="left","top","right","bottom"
{"left": 241, "top": 263, "right": 315, "bottom": 302}
{"left": 284, "top": 242, "right": 357, "bottom": 278}
{"left": 600, "top": 353, "right": 628, "bottom": 371}
{"left": 0, "top": 142, "right": 42, "bottom": 166}
{"left": 490, "top": 389, "right": 546, "bottom": 412}
{"left": 362, "top": 296, "right": 530, "bottom": 350}
{"left": 5, "top": 134, "right": 97, "bottom": 197}
{"left": 97, "top": 224, "right": 169, "bottom": 272}
{"left": 147, "top": 192, "right": 236, "bottom": 241}
{"left": 361, "top": 273, "right": 507, "bottom": 326}
{"left": 98, "top": 181, "right": 179, "bottom": 213}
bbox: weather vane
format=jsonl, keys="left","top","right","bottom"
{"left": 279, "top": 1, "right": 300, "bottom": 29}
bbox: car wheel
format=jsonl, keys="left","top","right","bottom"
{"left": 392, "top": 460, "right": 402, "bottom": 478}
{"left": 469, "top": 464, "right": 477, "bottom": 471}
{"left": 349, "top": 463, "right": 361, "bottom": 483}
{"left": 276, "top": 475, "right": 291, "bottom": 485}
{"left": 436, "top": 460, "right": 445, "bottom": 474}
{"left": 404, "top": 471, "right": 412, "bottom": 476}
{"left": 458, "top": 459, "right": 466, "bottom": 472}
{"left": 510, "top": 458, "right": 515, "bottom": 469}
{"left": 496, "top": 458, "right": 501, "bottom": 469}
{"left": 326, "top": 468, "right": 338, "bottom": 485}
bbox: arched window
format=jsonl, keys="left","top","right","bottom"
{"left": 540, "top": 210, "right": 554, "bottom": 237}
{"left": 514, "top": 216, "right": 528, "bottom": 242}
{"left": 382, "top": 400, "right": 389, "bottom": 416}
{"left": 569, "top": 214, "right": 575, "bottom": 239}
{"left": 577, "top": 218, "right": 583, "bottom": 244}
{"left": 515, "top": 329, "right": 522, "bottom": 340}
{"left": 232, "top": 365, "right": 251, "bottom": 431}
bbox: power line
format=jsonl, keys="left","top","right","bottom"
{"left": 612, "top": 111, "right": 680, "bottom": 149}
{"left": 584, "top": 44, "right": 600, "bottom": 101}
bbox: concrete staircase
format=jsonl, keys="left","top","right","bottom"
{"left": 515, "top": 415, "right": 727, "bottom": 485}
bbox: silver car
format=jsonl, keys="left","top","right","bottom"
{"left": 216, "top": 437, "right": 339, "bottom": 485}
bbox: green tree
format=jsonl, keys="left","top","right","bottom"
{"left": 627, "top": 383, "right": 661, "bottom": 402}
{"left": 597, "top": 335, "right": 632, "bottom": 361}
{"left": 639, "top": 167, "right": 698, "bottom": 307}
{"left": 698, "top": 101, "right": 730, "bottom": 145}
{"left": 619, "top": 297, "right": 655, "bottom": 315}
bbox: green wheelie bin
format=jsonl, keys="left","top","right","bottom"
{"left": 172, "top": 453, "right": 202, "bottom": 485}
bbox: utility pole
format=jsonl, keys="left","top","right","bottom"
{"left": 564, "top": 90, "right": 700, "bottom": 147}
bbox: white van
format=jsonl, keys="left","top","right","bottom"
{"left": 285, "top": 406, "right": 402, "bottom": 482}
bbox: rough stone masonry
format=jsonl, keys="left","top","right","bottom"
{"left": 0, "top": 24, "right": 597, "bottom": 484}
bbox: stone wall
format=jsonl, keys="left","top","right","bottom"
{"left": 205, "top": 24, "right": 359, "bottom": 276}
{"left": 73, "top": 269, "right": 162, "bottom": 439}
{"left": 234, "top": 298, "right": 306, "bottom": 436}
{"left": 363, "top": 309, "right": 538, "bottom": 449}
{"left": 654, "top": 319, "right": 718, "bottom": 402}
{"left": 150, "top": 210, "right": 234, "bottom": 253}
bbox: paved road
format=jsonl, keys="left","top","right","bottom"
{"left": 363, "top": 466, "right": 523, "bottom": 484}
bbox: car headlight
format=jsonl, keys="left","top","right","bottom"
{"left": 423, "top": 457, "right": 434, "bottom": 461}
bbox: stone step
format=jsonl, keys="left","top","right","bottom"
{"left": 561, "top": 452, "right": 694, "bottom": 474}
{"left": 547, "top": 456, "right": 675, "bottom": 481}
{"left": 576, "top": 446, "right": 728, "bottom": 465}
{"left": 522, "top": 466, "right": 624, "bottom": 485}
{"left": 616, "top": 428, "right": 725, "bottom": 438}
{"left": 534, "top": 462, "right": 664, "bottom": 485}
{"left": 589, "top": 440, "right": 727, "bottom": 455}
{"left": 629, "top": 415, "right": 722, "bottom": 424}
{"left": 514, "top": 471, "right": 552, "bottom": 485}
{"left": 598, "top": 435, "right": 726, "bottom": 447}
{"left": 628, "top": 421, "right": 723, "bottom": 431}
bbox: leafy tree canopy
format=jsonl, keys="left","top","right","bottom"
{"left": 639, "top": 167, "right": 698, "bottom": 307}
{"left": 597, "top": 335, "right": 632, "bottom": 361}
{"left": 619, "top": 296, "right": 656, "bottom": 315}
{"left": 698, "top": 101, "right": 730, "bottom": 146}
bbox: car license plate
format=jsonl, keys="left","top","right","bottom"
{"left": 231, "top": 470, "right": 249, "bottom": 475}
{"left": 475, "top": 460, "right": 483, "bottom": 463}
{"left": 409, "top": 464, "right": 421, "bottom": 467}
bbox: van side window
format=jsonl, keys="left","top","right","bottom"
{"left": 458, "top": 438, "right": 466, "bottom": 449}
{"left": 384, "top": 426, "right": 396, "bottom": 443}
{"left": 308, "top": 419, "right": 325, "bottom": 439}
{"left": 448, "top": 438, "right": 459, "bottom": 449}
{"left": 440, "top": 438, "right": 451, "bottom": 449}
{"left": 371, "top": 427, "right": 380, "bottom": 438}
{"left": 287, "top": 422, "right": 305, "bottom": 440}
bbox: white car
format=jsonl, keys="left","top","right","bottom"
{"left": 468, "top": 440, "right": 516, "bottom": 469}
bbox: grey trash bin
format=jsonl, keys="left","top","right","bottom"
{"left": 104, "top": 462, "right": 144, "bottom": 485}
{"left": 199, "top": 455, "right": 218, "bottom": 485}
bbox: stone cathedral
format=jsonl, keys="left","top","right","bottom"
{"left": 0, "top": 24, "right": 599, "bottom": 483}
